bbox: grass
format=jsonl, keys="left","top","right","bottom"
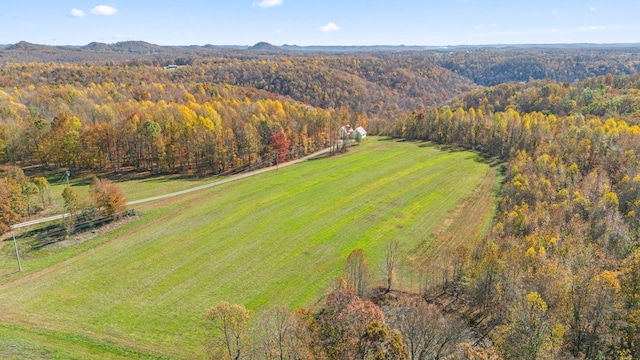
{"left": 0, "top": 323, "right": 172, "bottom": 360}
{"left": 0, "top": 138, "right": 498, "bottom": 359}
{"left": 37, "top": 174, "right": 218, "bottom": 218}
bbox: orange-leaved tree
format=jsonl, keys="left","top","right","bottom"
{"left": 0, "top": 177, "right": 24, "bottom": 234}
{"left": 270, "top": 130, "right": 290, "bottom": 163}
{"left": 89, "top": 177, "right": 127, "bottom": 217}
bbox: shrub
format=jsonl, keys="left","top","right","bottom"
{"left": 89, "top": 178, "right": 127, "bottom": 217}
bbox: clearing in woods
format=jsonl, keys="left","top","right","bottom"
{"left": 0, "top": 138, "right": 499, "bottom": 359}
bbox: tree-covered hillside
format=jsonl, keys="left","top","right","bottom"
{"left": 434, "top": 47, "right": 640, "bottom": 86}
{"left": 391, "top": 75, "right": 640, "bottom": 358}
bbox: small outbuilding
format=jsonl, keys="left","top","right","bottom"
{"left": 355, "top": 126, "right": 367, "bottom": 138}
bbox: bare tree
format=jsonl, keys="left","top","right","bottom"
{"left": 346, "top": 248, "right": 370, "bottom": 297}
{"left": 254, "top": 307, "right": 294, "bottom": 360}
{"left": 387, "top": 298, "right": 467, "bottom": 360}
{"left": 384, "top": 240, "right": 402, "bottom": 292}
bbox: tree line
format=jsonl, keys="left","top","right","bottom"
{"left": 0, "top": 167, "right": 125, "bottom": 234}
{"left": 390, "top": 76, "right": 640, "bottom": 358}
{"left": 452, "top": 74, "right": 640, "bottom": 120}
{"left": 203, "top": 246, "right": 483, "bottom": 360}
{"left": 0, "top": 64, "right": 350, "bottom": 175}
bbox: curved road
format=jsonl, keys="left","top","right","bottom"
{"left": 10, "top": 148, "right": 331, "bottom": 230}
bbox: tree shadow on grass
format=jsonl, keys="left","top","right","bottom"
{"left": 57, "top": 169, "right": 210, "bottom": 188}
{"left": 137, "top": 174, "right": 208, "bottom": 184}
{"left": 5, "top": 211, "right": 136, "bottom": 254}
{"left": 469, "top": 154, "right": 502, "bottom": 168}
{"left": 307, "top": 153, "right": 331, "bottom": 161}
{"left": 419, "top": 141, "right": 504, "bottom": 170}
{"left": 1, "top": 270, "right": 20, "bottom": 278}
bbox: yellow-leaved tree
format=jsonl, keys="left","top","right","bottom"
{"left": 204, "top": 301, "right": 252, "bottom": 360}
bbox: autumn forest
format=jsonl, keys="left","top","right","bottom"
{"left": 1, "top": 43, "right": 640, "bottom": 359}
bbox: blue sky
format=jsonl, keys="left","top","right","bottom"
{"left": 1, "top": 0, "right": 639, "bottom": 46}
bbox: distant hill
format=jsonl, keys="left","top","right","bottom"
{"left": 3, "top": 40, "right": 640, "bottom": 62}
{"left": 199, "top": 57, "right": 477, "bottom": 114}
{"left": 2, "top": 40, "right": 640, "bottom": 108}
{"left": 281, "top": 44, "right": 446, "bottom": 52}
{"left": 110, "top": 40, "right": 165, "bottom": 53}
{"left": 432, "top": 46, "right": 640, "bottom": 86}
{"left": 6, "top": 41, "right": 58, "bottom": 51}
{"left": 81, "top": 42, "right": 113, "bottom": 51}
{"left": 80, "top": 40, "right": 166, "bottom": 53}
{"left": 0, "top": 40, "right": 226, "bottom": 62}
{"left": 176, "top": 44, "right": 222, "bottom": 51}
{"left": 249, "top": 42, "right": 287, "bottom": 52}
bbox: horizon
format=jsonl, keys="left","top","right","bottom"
{"left": 1, "top": 1, "right": 639, "bottom": 47}
{"left": 5, "top": 39, "right": 640, "bottom": 48}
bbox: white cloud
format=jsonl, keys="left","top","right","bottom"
{"left": 254, "top": 0, "right": 283, "bottom": 8}
{"left": 320, "top": 22, "right": 340, "bottom": 33}
{"left": 70, "top": 8, "right": 85, "bottom": 17}
{"left": 590, "top": 6, "right": 596, "bottom": 11}
{"left": 91, "top": 5, "right": 119, "bottom": 16}
{"left": 552, "top": 9, "right": 559, "bottom": 15}
{"left": 580, "top": 25, "right": 607, "bottom": 31}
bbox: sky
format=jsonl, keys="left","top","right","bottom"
{"left": 1, "top": 0, "right": 639, "bottom": 46}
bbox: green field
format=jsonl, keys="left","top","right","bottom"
{"left": 0, "top": 139, "right": 498, "bottom": 359}
{"left": 37, "top": 173, "right": 220, "bottom": 219}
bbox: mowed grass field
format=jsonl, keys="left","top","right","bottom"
{"left": 0, "top": 139, "right": 498, "bottom": 359}
{"left": 34, "top": 172, "right": 220, "bottom": 219}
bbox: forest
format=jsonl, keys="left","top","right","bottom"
{"left": 390, "top": 74, "right": 640, "bottom": 358}
{"left": 1, "top": 45, "right": 640, "bottom": 358}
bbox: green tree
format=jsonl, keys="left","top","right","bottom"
{"left": 32, "top": 176, "right": 51, "bottom": 207}
{"left": 62, "top": 186, "right": 81, "bottom": 216}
